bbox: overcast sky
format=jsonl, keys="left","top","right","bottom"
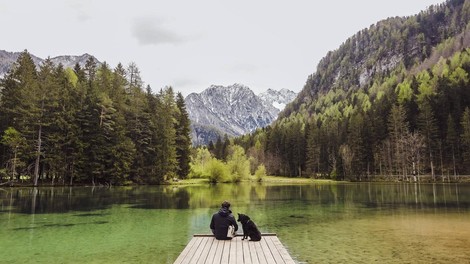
{"left": 0, "top": 0, "right": 445, "bottom": 96}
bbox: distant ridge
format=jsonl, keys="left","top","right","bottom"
{"left": 0, "top": 50, "right": 100, "bottom": 77}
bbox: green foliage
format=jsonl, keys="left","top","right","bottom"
{"left": 1, "top": 127, "right": 26, "bottom": 180}
{"left": 1, "top": 127, "right": 24, "bottom": 148}
{"left": 396, "top": 80, "right": 413, "bottom": 103}
{"left": 254, "top": 164, "right": 266, "bottom": 182}
{"left": 64, "top": 68, "right": 78, "bottom": 87}
{"left": 189, "top": 148, "right": 212, "bottom": 178}
{"left": 226, "top": 144, "right": 251, "bottom": 182}
{"left": 206, "top": 158, "right": 230, "bottom": 183}
{"left": 0, "top": 52, "right": 191, "bottom": 185}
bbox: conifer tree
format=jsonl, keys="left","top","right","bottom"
{"left": 175, "top": 92, "right": 191, "bottom": 179}
{"left": 417, "top": 100, "right": 439, "bottom": 180}
{"left": 155, "top": 87, "right": 178, "bottom": 182}
{"left": 461, "top": 107, "right": 470, "bottom": 173}
{"left": 387, "top": 104, "right": 409, "bottom": 178}
{"left": 445, "top": 115, "right": 459, "bottom": 179}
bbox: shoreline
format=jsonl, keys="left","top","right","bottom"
{"left": 2, "top": 175, "right": 470, "bottom": 187}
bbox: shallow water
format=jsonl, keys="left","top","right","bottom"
{"left": 0, "top": 183, "right": 469, "bottom": 263}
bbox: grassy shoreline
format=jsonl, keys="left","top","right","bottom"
{"left": 169, "top": 176, "right": 340, "bottom": 185}
{"left": 2, "top": 175, "right": 469, "bottom": 187}
{"left": 170, "top": 175, "right": 470, "bottom": 185}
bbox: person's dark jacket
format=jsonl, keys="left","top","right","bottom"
{"left": 210, "top": 207, "right": 238, "bottom": 240}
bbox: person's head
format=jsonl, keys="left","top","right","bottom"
{"left": 221, "top": 200, "right": 231, "bottom": 209}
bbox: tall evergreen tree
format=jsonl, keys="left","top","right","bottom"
{"left": 175, "top": 92, "right": 191, "bottom": 179}
{"left": 461, "top": 107, "right": 470, "bottom": 173}
{"left": 417, "top": 100, "right": 439, "bottom": 180}
{"left": 155, "top": 87, "right": 178, "bottom": 182}
{"left": 387, "top": 104, "right": 409, "bottom": 178}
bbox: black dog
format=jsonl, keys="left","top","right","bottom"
{"left": 237, "top": 213, "right": 262, "bottom": 241}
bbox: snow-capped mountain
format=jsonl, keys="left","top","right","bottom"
{"left": 0, "top": 50, "right": 99, "bottom": 77}
{"left": 49, "top": 54, "right": 98, "bottom": 69}
{"left": 258, "top": 88, "right": 297, "bottom": 111}
{"left": 185, "top": 84, "right": 296, "bottom": 145}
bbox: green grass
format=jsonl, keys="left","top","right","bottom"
{"left": 171, "top": 176, "right": 338, "bottom": 185}
{"left": 255, "top": 175, "right": 336, "bottom": 184}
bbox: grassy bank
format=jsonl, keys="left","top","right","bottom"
{"left": 169, "top": 176, "right": 338, "bottom": 185}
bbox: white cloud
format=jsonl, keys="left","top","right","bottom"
{"left": 66, "top": 0, "right": 92, "bottom": 22}
{"left": 131, "top": 17, "right": 188, "bottom": 46}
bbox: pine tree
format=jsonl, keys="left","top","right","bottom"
{"left": 175, "top": 92, "right": 191, "bottom": 179}
{"left": 1, "top": 51, "right": 45, "bottom": 185}
{"left": 387, "top": 104, "right": 409, "bottom": 179}
{"left": 155, "top": 87, "right": 178, "bottom": 182}
{"left": 305, "top": 122, "right": 320, "bottom": 177}
{"left": 445, "top": 114, "right": 459, "bottom": 179}
{"left": 417, "top": 100, "right": 439, "bottom": 180}
{"left": 461, "top": 107, "right": 470, "bottom": 173}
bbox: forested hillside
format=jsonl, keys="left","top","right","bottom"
{"left": 235, "top": 0, "right": 470, "bottom": 180}
{"left": 0, "top": 51, "right": 191, "bottom": 185}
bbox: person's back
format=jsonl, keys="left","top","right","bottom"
{"left": 210, "top": 201, "right": 238, "bottom": 240}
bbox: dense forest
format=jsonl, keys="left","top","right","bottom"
{"left": 229, "top": 0, "right": 470, "bottom": 181}
{"left": 0, "top": 51, "right": 192, "bottom": 186}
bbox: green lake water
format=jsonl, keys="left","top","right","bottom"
{"left": 1, "top": 182, "right": 469, "bottom": 263}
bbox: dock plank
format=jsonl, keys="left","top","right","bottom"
{"left": 241, "top": 238, "right": 252, "bottom": 264}
{"left": 213, "top": 239, "right": 225, "bottom": 263}
{"left": 248, "top": 240, "right": 260, "bottom": 264}
{"left": 235, "top": 236, "right": 244, "bottom": 263}
{"left": 264, "top": 236, "right": 285, "bottom": 263}
{"left": 228, "top": 236, "right": 238, "bottom": 264}
{"left": 196, "top": 237, "right": 213, "bottom": 264}
{"left": 204, "top": 237, "right": 220, "bottom": 264}
{"left": 272, "top": 236, "right": 296, "bottom": 264}
{"left": 174, "top": 234, "right": 295, "bottom": 264}
{"left": 253, "top": 239, "right": 268, "bottom": 264}
{"left": 174, "top": 236, "right": 199, "bottom": 264}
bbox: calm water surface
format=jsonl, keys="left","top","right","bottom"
{"left": 1, "top": 182, "right": 469, "bottom": 263}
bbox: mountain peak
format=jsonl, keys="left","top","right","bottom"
{"left": 186, "top": 84, "right": 296, "bottom": 145}
{"left": 258, "top": 88, "right": 297, "bottom": 111}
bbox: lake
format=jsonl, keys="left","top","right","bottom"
{"left": 1, "top": 182, "right": 469, "bottom": 263}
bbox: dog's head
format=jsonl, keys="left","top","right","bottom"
{"left": 237, "top": 213, "right": 250, "bottom": 224}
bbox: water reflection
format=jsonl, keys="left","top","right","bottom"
{"left": 1, "top": 183, "right": 469, "bottom": 216}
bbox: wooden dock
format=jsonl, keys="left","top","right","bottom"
{"left": 174, "top": 233, "right": 296, "bottom": 264}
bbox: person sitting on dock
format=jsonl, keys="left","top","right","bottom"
{"left": 210, "top": 200, "right": 238, "bottom": 240}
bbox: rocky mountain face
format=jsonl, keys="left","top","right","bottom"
{"left": 0, "top": 50, "right": 99, "bottom": 77}
{"left": 186, "top": 84, "right": 296, "bottom": 145}
{"left": 258, "top": 88, "right": 297, "bottom": 111}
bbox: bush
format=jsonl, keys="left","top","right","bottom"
{"left": 189, "top": 148, "right": 212, "bottom": 178}
{"left": 227, "top": 145, "right": 251, "bottom": 181}
{"left": 207, "top": 158, "right": 229, "bottom": 183}
{"left": 254, "top": 164, "right": 266, "bottom": 182}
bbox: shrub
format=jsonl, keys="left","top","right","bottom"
{"left": 227, "top": 145, "right": 251, "bottom": 181}
{"left": 254, "top": 164, "right": 266, "bottom": 182}
{"left": 207, "top": 158, "right": 229, "bottom": 183}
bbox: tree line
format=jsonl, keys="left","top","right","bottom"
{"left": 232, "top": 0, "right": 470, "bottom": 181}
{"left": 0, "top": 51, "right": 191, "bottom": 186}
